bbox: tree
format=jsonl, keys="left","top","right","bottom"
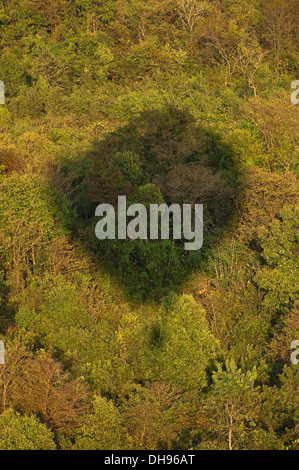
{"left": 269, "top": 301, "right": 299, "bottom": 364}
{"left": 200, "top": 0, "right": 263, "bottom": 88}
{"left": 177, "top": 0, "right": 207, "bottom": 38}
{"left": 124, "top": 381, "right": 195, "bottom": 450}
{"left": 0, "top": 337, "right": 29, "bottom": 412}
{"left": 10, "top": 351, "right": 88, "bottom": 434}
{"left": 261, "top": 366, "right": 299, "bottom": 449}
{"left": 254, "top": 205, "right": 299, "bottom": 314}
{"left": 151, "top": 294, "right": 217, "bottom": 390}
{"left": 200, "top": 359, "right": 261, "bottom": 450}
{"left": 72, "top": 395, "right": 125, "bottom": 450}
{"left": 262, "top": 0, "right": 296, "bottom": 75}
{"left": 0, "top": 409, "right": 56, "bottom": 450}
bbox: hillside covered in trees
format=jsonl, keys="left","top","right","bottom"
{"left": 0, "top": 0, "right": 298, "bottom": 450}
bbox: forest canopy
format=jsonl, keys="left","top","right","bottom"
{"left": 0, "top": 0, "right": 298, "bottom": 451}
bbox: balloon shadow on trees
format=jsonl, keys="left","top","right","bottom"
{"left": 51, "top": 105, "right": 241, "bottom": 301}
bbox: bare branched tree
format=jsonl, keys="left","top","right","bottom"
{"left": 177, "top": 0, "right": 207, "bottom": 37}
{"left": 237, "top": 49, "right": 267, "bottom": 99}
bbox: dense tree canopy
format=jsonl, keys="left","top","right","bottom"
{"left": 0, "top": 0, "right": 298, "bottom": 450}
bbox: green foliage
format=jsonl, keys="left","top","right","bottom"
{"left": 151, "top": 294, "right": 217, "bottom": 390}
{"left": 255, "top": 206, "right": 299, "bottom": 312}
{"left": 200, "top": 359, "right": 262, "bottom": 450}
{"left": 0, "top": 0, "right": 297, "bottom": 451}
{"left": 72, "top": 395, "right": 125, "bottom": 450}
{"left": 0, "top": 409, "right": 56, "bottom": 450}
